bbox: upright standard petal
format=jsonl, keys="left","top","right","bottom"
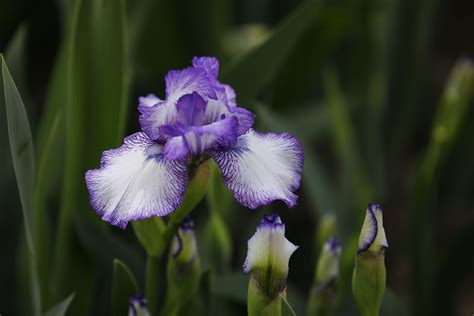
{"left": 165, "top": 66, "right": 217, "bottom": 102}
{"left": 138, "top": 93, "right": 161, "bottom": 109}
{"left": 191, "top": 56, "right": 219, "bottom": 79}
{"left": 85, "top": 132, "right": 188, "bottom": 228}
{"left": 192, "top": 56, "right": 253, "bottom": 134}
{"left": 139, "top": 67, "right": 216, "bottom": 141}
{"left": 211, "top": 129, "right": 303, "bottom": 209}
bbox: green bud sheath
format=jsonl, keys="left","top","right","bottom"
{"left": 352, "top": 251, "right": 386, "bottom": 316}
{"left": 307, "top": 283, "right": 337, "bottom": 316}
{"left": 132, "top": 217, "right": 166, "bottom": 256}
{"left": 163, "top": 218, "right": 200, "bottom": 316}
{"left": 248, "top": 276, "right": 283, "bottom": 316}
{"left": 352, "top": 204, "right": 388, "bottom": 316}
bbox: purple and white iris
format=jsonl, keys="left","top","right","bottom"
{"left": 85, "top": 57, "right": 303, "bottom": 228}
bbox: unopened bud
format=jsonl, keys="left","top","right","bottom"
{"left": 352, "top": 204, "right": 388, "bottom": 316}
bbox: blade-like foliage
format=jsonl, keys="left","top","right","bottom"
{"left": 221, "top": 0, "right": 321, "bottom": 105}
{"left": 2, "top": 55, "right": 41, "bottom": 316}
{"left": 51, "top": 0, "right": 130, "bottom": 308}
{"left": 44, "top": 293, "right": 75, "bottom": 316}
{"left": 411, "top": 59, "right": 474, "bottom": 316}
{"left": 112, "top": 259, "right": 139, "bottom": 316}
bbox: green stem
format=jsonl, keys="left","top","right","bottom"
{"left": 145, "top": 255, "right": 161, "bottom": 315}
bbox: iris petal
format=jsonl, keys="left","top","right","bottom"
{"left": 211, "top": 129, "right": 303, "bottom": 209}
{"left": 139, "top": 67, "right": 216, "bottom": 141}
{"left": 85, "top": 132, "right": 188, "bottom": 228}
{"left": 163, "top": 117, "right": 239, "bottom": 160}
{"left": 191, "top": 56, "right": 219, "bottom": 78}
{"left": 138, "top": 93, "right": 161, "bottom": 109}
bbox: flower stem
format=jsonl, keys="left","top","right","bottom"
{"left": 145, "top": 255, "right": 161, "bottom": 315}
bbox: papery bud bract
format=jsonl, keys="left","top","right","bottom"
{"left": 352, "top": 204, "right": 388, "bottom": 316}
{"left": 128, "top": 296, "right": 150, "bottom": 316}
{"left": 244, "top": 214, "right": 298, "bottom": 316}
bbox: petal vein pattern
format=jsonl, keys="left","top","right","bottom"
{"left": 85, "top": 133, "right": 188, "bottom": 228}
{"left": 211, "top": 129, "right": 303, "bottom": 208}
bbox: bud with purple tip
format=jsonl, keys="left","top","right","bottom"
{"left": 352, "top": 204, "right": 388, "bottom": 316}
{"left": 307, "top": 237, "right": 342, "bottom": 316}
{"left": 244, "top": 213, "right": 298, "bottom": 316}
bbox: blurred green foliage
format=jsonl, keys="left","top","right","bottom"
{"left": 1, "top": 0, "right": 474, "bottom": 315}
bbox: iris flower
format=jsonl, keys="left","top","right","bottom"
{"left": 86, "top": 57, "right": 303, "bottom": 228}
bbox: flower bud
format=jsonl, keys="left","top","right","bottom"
{"left": 244, "top": 214, "right": 298, "bottom": 316}
{"left": 315, "top": 237, "right": 342, "bottom": 286}
{"left": 307, "top": 237, "right": 342, "bottom": 316}
{"left": 128, "top": 295, "right": 150, "bottom": 316}
{"left": 163, "top": 217, "right": 200, "bottom": 315}
{"left": 352, "top": 204, "right": 388, "bottom": 316}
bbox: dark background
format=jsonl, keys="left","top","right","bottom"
{"left": 1, "top": 0, "right": 473, "bottom": 315}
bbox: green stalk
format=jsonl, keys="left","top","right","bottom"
{"left": 137, "top": 161, "right": 210, "bottom": 314}
{"left": 145, "top": 255, "right": 161, "bottom": 315}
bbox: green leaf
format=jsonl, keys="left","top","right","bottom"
{"left": 207, "top": 160, "right": 234, "bottom": 218}
{"left": 2, "top": 54, "right": 41, "bottom": 316}
{"left": 380, "top": 288, "right": 409, "bottom": 316}
{"left": 132, "top": 218, "right": 166, "bottom": 257}
{"left": 35, "top": 43, "right": 67, "bottom": 189}
{"left": 1, "top": 54, "right": 35, "bottom": 256}
{"left": 75, "top": 220, "right": 144, "bottom": 280}
{"left": 388, "top": 0, "right": 439, "bottom": 159}
{"left": 162, "top": 160, "right": 211, "bottom": 242}
{"left": 4, "top": 25, "right": 28, "bottom": 99}
{"left": 112, "top": 259, "right": 140, "bottom": 316}
{"left": 211, "top": 273, "right": 247, "bottom": 303}
{"left": 255, "top": 102, "right": 330, "bottom": 143}
{"left": 52, "top": 0, "right": 130, "bottom": 305}
{"left": 255, "top": 103, "right": 338, "bottom": 218}
{"left": 411, "top": 59, "right": 474, "bottom": 316}
{"left": 44, "top": 293, "right": 75, "bottom": 316}
{"left": 323, "top": 68, "right": 374, "bottom": 217}
{"left": 221, "top": 0, "right": 321, "bottom": 105}
{"left": 34, "top": 110, "right": 62, "bottom": 303}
